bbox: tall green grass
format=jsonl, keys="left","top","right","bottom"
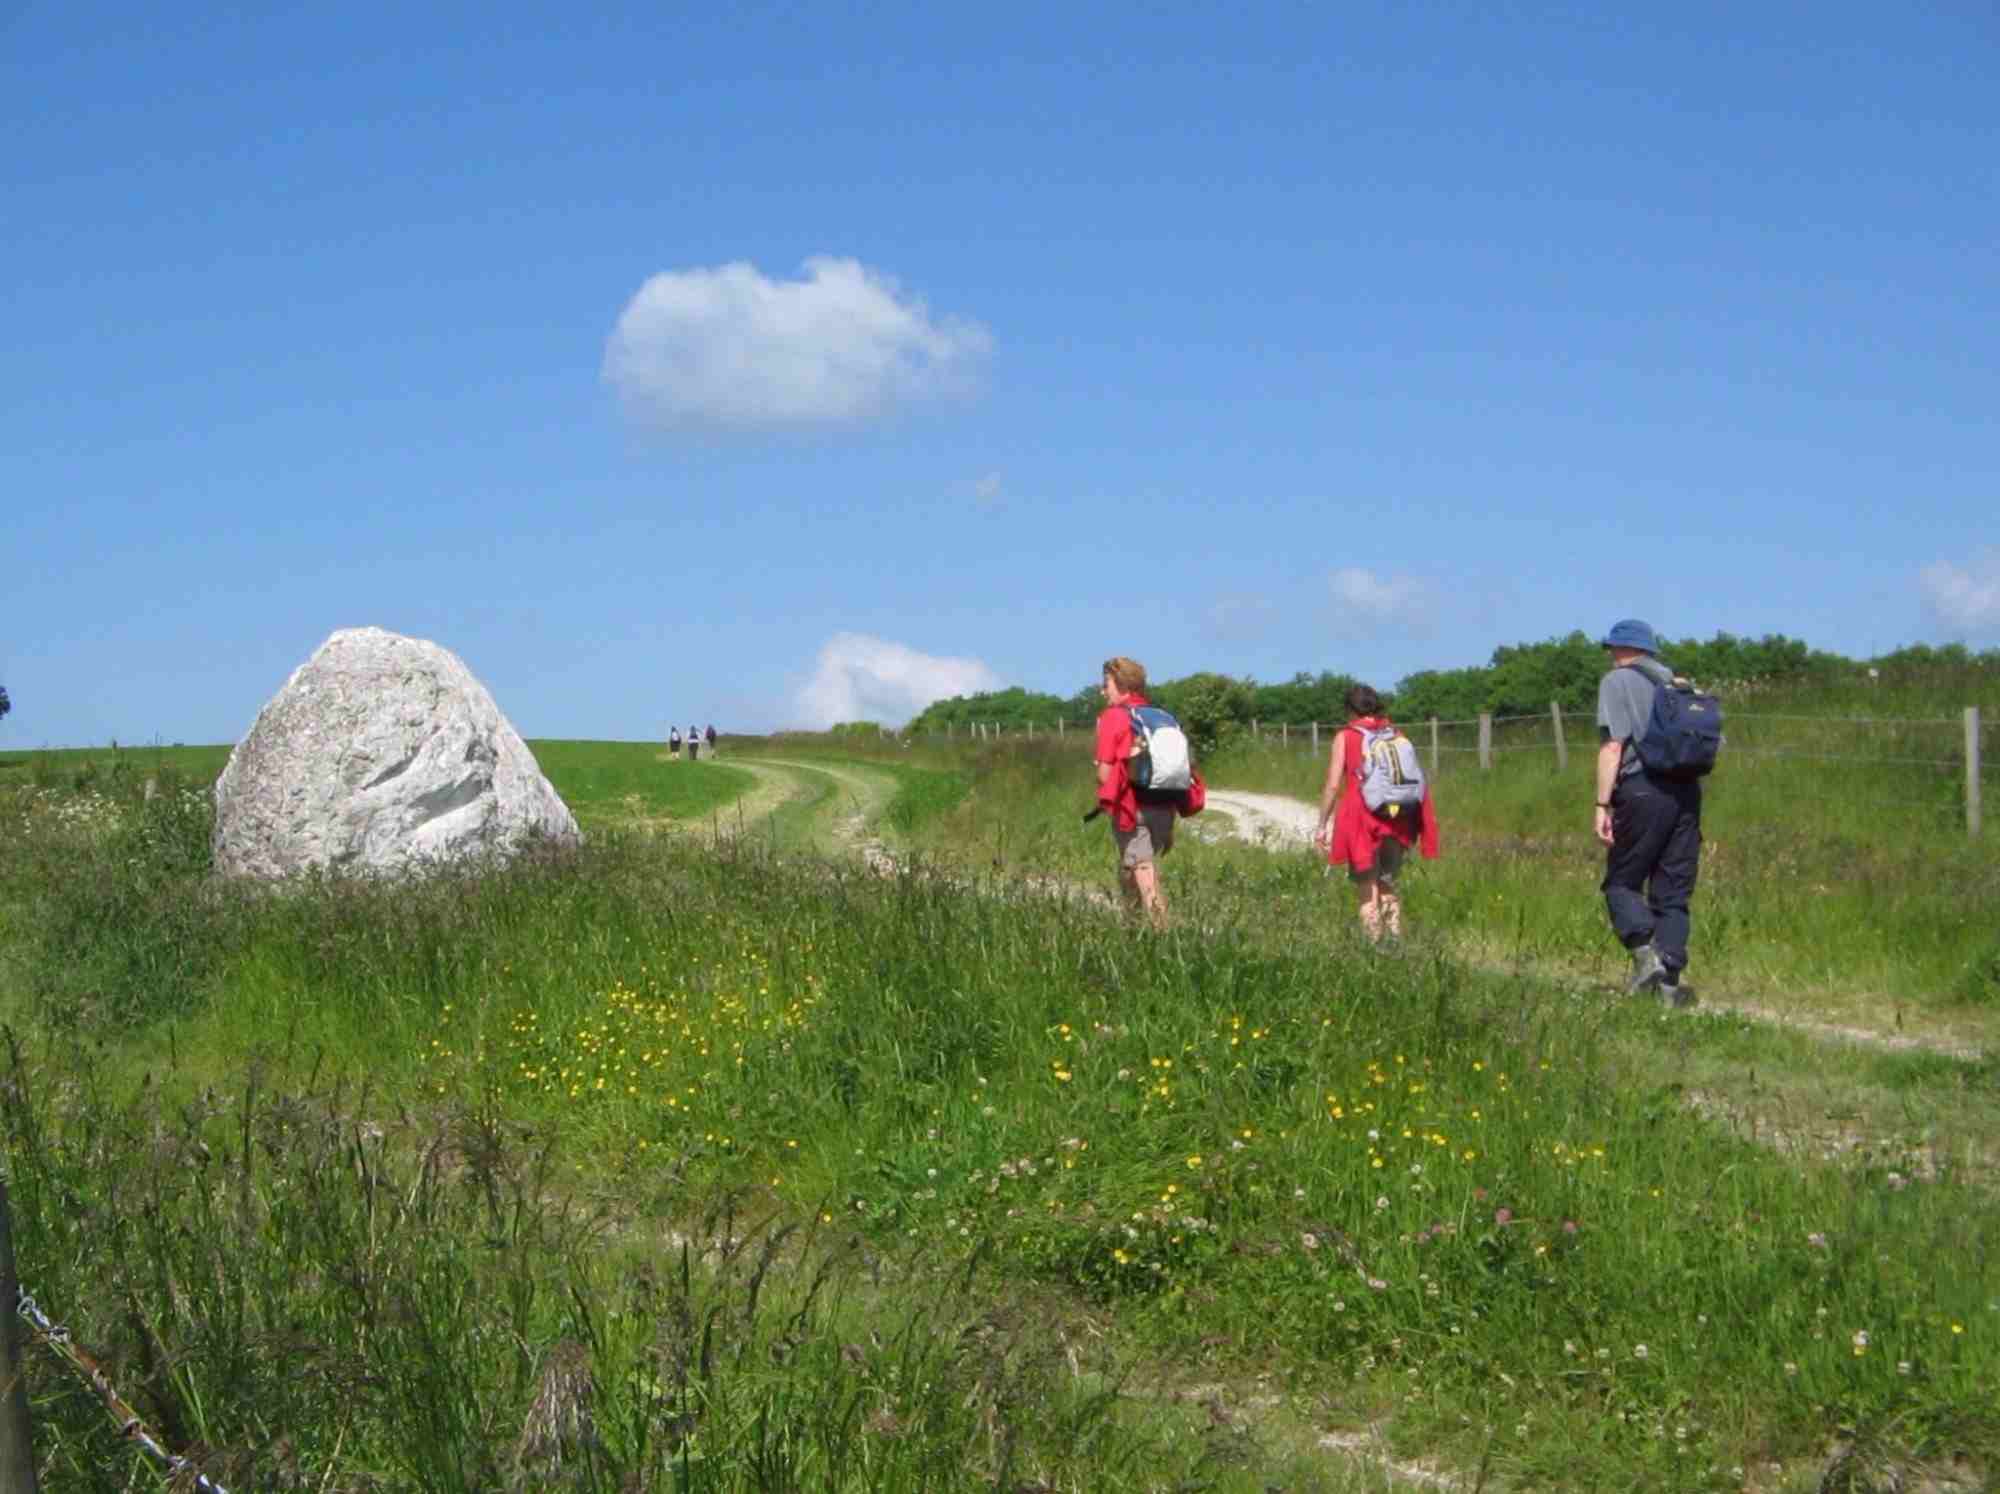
{"left": 1184, "top": 690, "right": 2000, "bottom": 1016}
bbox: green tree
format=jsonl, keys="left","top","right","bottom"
{"left": 1151, "top": 671, "right": 1254, "bottom": 756}
{"left": 1485, "top": 631, "right": 1604, "bottom": 715}
{"left": 1390, "top": 666, "right": 1488, "bottom": 722}
{"left": 905, "top": 686, "right": 1072, "bottom": 734}
{"left": 1248, "top": 670, "right": 1360, "bottom": 726}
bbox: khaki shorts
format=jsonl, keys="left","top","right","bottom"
{"left": 1113, "top": 803, "right": 1177, "bottom": 870}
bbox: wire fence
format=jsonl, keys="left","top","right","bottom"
{"left": 918, "top": 704, "right": 1995, "bottom": 838}
{"left": 16, "top": 1285, "right": 233, "bottom": 1493}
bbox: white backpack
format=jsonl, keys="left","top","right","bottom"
{"left": 1357, "top": 723, "right": 1424, "bottom": 816}
{"left": 1127, "top": 706, "right": 1193, "bottom": 798}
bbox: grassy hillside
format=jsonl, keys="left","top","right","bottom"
{"left": 0, "top": 697, "right": 1994, "bottom": 1490}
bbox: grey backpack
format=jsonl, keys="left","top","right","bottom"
{"left": 1357, "top": 723, "right": 1425, "bottom": 816}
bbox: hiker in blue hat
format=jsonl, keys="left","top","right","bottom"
{"left": 1594, "top": 619, "right": 1701, "bottom": 1008}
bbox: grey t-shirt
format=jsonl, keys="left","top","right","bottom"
{"left": 1596, "top": 663, "right": 1660, "bottom": 778}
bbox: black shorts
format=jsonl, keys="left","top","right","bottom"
{"left": 1348, "top": 837, "right": 1406, "bottom": 888}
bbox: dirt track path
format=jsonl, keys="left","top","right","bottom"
{"left": 706, "top": 757, "right": 904, "bottom": 866}
{"left": 715, "top": 762, "right": 816, "bottom": 828}
{"left": 1202, "top": 788, "right": 1320, "bottom": 847}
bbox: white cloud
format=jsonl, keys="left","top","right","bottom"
{"left": 603, "top": 256, "right": 991, "bottom": 431}
{"left": 1919, "top": 548, "right": 2000, "bottom": 637}
{"left": 969, "top": 472, "right": 1004, "bottom": 508}
{"left": 795, "top": 633, "right": 1005, "bottom": 728}
{"left": 1328, "top": 566, "right": 1431, "bottom": 613}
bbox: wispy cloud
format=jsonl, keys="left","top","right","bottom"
{"left": 603, "top": 256, "right": 991, "bottom": 432}
{"left": 1919, "top": 548, "right": 2000, "bottom": 637}
{"left": 968, "top": 472, "right": 1004, "bottom": 508}
{"left": 795, "top": 633, "right": 1005, "bottom": 728}
{"left": 1328, "top": 566, "right": 1433, "bottom": 615}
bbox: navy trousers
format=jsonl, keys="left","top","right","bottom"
{"left": 1602, "top": 774, "right": 1702, "bottom": 977}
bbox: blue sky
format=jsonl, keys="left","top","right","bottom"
{"left": 6, "top": 0, "right": 1997, "bottom": 746}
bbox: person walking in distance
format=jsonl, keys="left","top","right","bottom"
{"left": 1094, "top": 656, "right": 1175, "bottom": 927}
{"left": 704, "top": 723, "right": 718, "bottom": 757}
{"left": 1314, "top": 684, "right": 1439, "bottom": 943}
{"left": 668, "top": 726, "right": 682, "bottom": 760}
{"left": 1595, "top": 619, "right": 1701, "bottom": 1007}
{"left": 687, "top": 724, "right": 700, "bottom": 762}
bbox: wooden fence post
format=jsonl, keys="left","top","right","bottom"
{"left": 0, "top": 1177, "right": 38, "bottom": 1493}
{"left": 1281, "top": 721, "right": 1288, "bottom": 748}
{"left": 1428, "top": 718, "right": 1439, "bottom": 777}
{"left": 1478, "top": 713, "right": 1492, "bottom": 772}
{"left": 1551, "top": 701, "right": 1568, "bottom": 772}
{"left": 1969, "top": 706, "right": 1984, "bottom": 839}
{"left": 1311, "top": 721, "right": 1319, "bottom": 754}
{"left": 1251, "top": 718, "right": 1259, "bottom": 742}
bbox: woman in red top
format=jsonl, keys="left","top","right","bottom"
{"left": 1313, "top": 684, "right": 1440, "bottom": 942}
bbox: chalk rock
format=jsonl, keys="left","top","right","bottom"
{"left": 213, "top": 627, "right": 580, "bottom": 878}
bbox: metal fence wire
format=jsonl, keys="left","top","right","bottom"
{"left": 16, "top": 1286, "right": 233, "bottom": 1494}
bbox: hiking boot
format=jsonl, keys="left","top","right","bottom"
{"left": 1625, "top": 943, "right": 1667, "bottom": 995}
{"left": 1657, "top": 980, "right": 1697, "bottom": 1010}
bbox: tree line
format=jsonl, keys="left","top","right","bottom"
{"left": 898, "top": 633, "right": 2000, "bottom": 752}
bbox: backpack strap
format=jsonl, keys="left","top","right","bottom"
{"left": 1630, "top": 656, "right": 1681, "bottom": 689}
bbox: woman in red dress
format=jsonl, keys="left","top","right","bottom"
{"left": 1313, "top": 684, "right": 1440, "bottom": 942}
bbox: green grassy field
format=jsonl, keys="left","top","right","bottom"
{"left": 0, "top": 740, "right": 753, "bottom": 832}
{"left": 0, "top": 707, "right": 1993, "bottom": 1492}
{"left": 526, "top": 740, "right": 753, "bottom": 830}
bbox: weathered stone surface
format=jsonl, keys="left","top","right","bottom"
{"left": 213, "top": 627, "right": 580, "bottom": 878}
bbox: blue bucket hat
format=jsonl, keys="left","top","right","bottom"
{"left": 1598, "top": 618, "right": 1659, "bottom": 653}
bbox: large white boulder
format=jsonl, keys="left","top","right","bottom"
{"left": 212, "top": 626, "right": 580, "bottom": 878}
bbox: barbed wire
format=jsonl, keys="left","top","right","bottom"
{"left": 1722, "top": 748, "right": 1963, "bottom": 768}
{"left": 15, "top": 1286, "right": 233, "bottom": 1494}
{"left": 932, "top": 711, "right": 1988, "bottom": 742}
{"left": 1728, "top": 720, "right": 1960, "bottom": 732}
